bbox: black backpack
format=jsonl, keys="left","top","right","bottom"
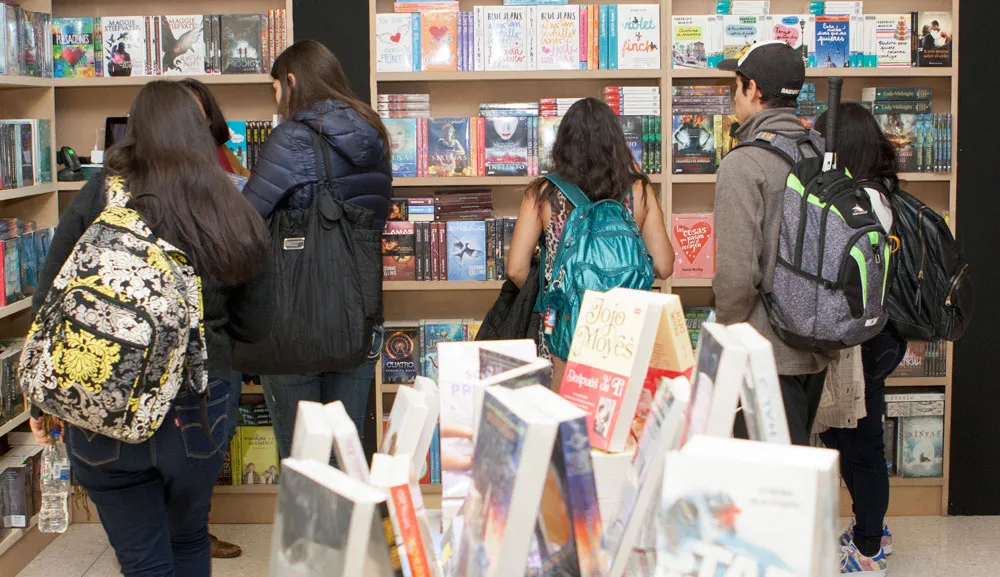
{"left": 870, "top": 179, "right": 973, "bottom": 342}
{"left": 233, "top": 131, "right": 383, "bottom": 373}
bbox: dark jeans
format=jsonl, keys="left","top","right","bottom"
{"left": 67, "top": 379, "right": 231, "bottom": 577}
{"left": 821, "top": 327, "right": 907, "bottom": 557}
{"left": 260, "top": 360, "right": 375, "bottom": 460}
{"left": 734, "top": 369, "right": 827, "bottom": 446}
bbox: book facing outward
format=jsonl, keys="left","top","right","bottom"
{"left": 671, "top": 214, "right": 715, "bottom": 279}
{"left": 370, "top": 453, "right": 440, "bottom": 577}
{"left": 380, "top": 385, "right": 429, "bottom": 460}
{"left": 604, "top": 376, "right": 691, "bottom": 577}
{"left": 687, "top": 323, "right": 749, "bottom": 441}
{"left": 101, "top": 16, "right": 148, "bottom": 77}
{"left": 656, "top": 436, "right": 839, "bottom": 577}
{"left": 421, "top": 11, "right": 457, "bottom": 72}
{"left": 453, "top": 385, "right": 560, "bottom": 577}
{"left": 727, "top": 323, "right": 792, "bottom": 445}
{"left": 159, "top": 15, "right": 205, "bottom": 75}
{"left": 376, "top": 13, "right": 420, "bottom": 72}
{"left": 560, "top": 289, "right": 660, "bottom": 453}
{"left": 270, "top": 458, "right": 403, "bottom": 577}
{"left": 473, "top": 344, "right": 552, "bottom": 443}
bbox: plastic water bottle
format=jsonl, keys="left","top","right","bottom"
{"left": 39, "top": 430, "right": 71, "bottom": 533}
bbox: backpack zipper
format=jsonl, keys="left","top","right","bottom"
{"left": 945, "top": 264, "right": 968, "bottom": 307}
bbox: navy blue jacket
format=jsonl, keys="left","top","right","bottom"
{"left": 244, "top": 100, "right": 392, "bottom": 222}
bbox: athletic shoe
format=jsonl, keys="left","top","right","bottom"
{"left": 840, "top": 520, "right": 893, "bottom": 555}
{"left": 840, "top": 541, "right": 887, "bottom": 576}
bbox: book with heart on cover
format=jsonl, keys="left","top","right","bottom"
{"left": 421, "top": 11, "right": 457, "bottom": 72}
{"left": 671, "top": 214, "right": 715, "bottom": 279}
{"left": 376, "top": 13, "right": 420, "bottom": 72}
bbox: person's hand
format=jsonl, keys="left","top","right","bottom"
{"left": 29, "top": 416, "right": 62, "bottom": 446}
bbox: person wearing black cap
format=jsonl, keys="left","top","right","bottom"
{"left": 712, "top": 41, "right": 835, "bottom": 445}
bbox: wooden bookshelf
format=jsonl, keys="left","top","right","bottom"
{"left": 672, "top": 67, "right": 955, "bottom": 79}
{"left": 0, "top": 76, "right": 53, "bottom": 88}
{"left": 54, "top": 74, "right": 274, "bottom": 88}
{"left": 0, "top": 412, "right": 29, "bottom": 438}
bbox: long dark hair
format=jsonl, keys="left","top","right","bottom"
{"left": 104, "top": 81, "right": 269, "bottom": 286}
{"left": 178, "top": 78, "right": 230, "bottom": 147}
{"left": 532, "top": 97, "right": 648, "bottom": 203}
{"left": 271, "top": 39, "right": 390, "bottom": 156}
{"left": 815, "top": 102, "right": 899, "bottom": 190}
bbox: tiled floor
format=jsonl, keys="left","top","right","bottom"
{"left": 17, "top": 516, "right": 1000, "bottom": 576}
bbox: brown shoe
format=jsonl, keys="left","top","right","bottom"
{"left": 210, "top": 534, "right": 242, "bottom": 559}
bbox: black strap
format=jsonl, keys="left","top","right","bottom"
{"left": 309, "top": 130, "right": 337, "bottom": 185}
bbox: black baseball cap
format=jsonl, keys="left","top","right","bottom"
{"left": 719, "top": 41, "right": 805, "bottom": 99}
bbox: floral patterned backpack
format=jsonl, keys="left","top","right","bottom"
{"left": 19, "top": 176, "right": 207, "bottom": 443}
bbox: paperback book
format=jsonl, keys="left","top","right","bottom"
{"left": 101, "top": 16, "right": 148, "bottom": 77}
{"left": 671, "top": 16, "right": 712, "bottom": 69}
{"left": 671, "top": 214, "right": 715, "bottom": 279}
{"left": 727, "top": 323, "right": 792, "bottom": 444}
{"left": 383, "top": 221, "right": 417, "bottom": 281}
{"left": 688, "top": 322, "right": 749, "bottom": 441}
{"left": 428, "top": 117, "right": 471, "bottom": 177}
{"left": 159, "top": 15, "right": 205, "bottom": 75}
{"left": 221, "top": 14, "right": 263, "bottom": 74}
{"left": 721, "top": 15, "right": 762, "bottom": 60}
{"left": 913, "top": 11, "right": 952, "bottom": 67}
{"left": 815, "top": 14, "right": 850, "bottom": 67}
{"left": 672, "top": 115, "right": 717, "bottom": 174}
{"left": 484, "top": 116, "right": 530, "bottom": 176}
{"left": 446, "top": 220, "right": 487, "bottom": 281}
{"left": 52, "top": 18, "right": 96, "bottom": 78}
{"left": 537, "top": 7, "right": 578, "bottom": 70}
{"left": 482, "top": 7, "right": 531, "bottom": 71}
{"left": 385, "top": 118, "right": 419, "bottom": 178}
{"left": 376, "top": 13, "right": 419, "bottom": 72}
{"left": 765, "top": 15, "right": 814, "bottom": 65}
{"left": 382, "top": 322, "right": 420, "bottom": 385}
{"left": 898, "top": 415, "right": 944, "bottom": 478}
{"left": 231, "top": 426, "right": 280, "bottom": 485}
{"left": 616, "top": 5, "right": 660, "bottom": 70}
{"left": 422, "top": 11, "right": 457, "bottom": 72}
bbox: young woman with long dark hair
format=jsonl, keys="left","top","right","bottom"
{"left": 506, "top": 97, "right": 673, "bottom": 386}
{"left": 815, "top": 102, "right": 906, "bottom": 577}
{"left": 28, "top": 81, "right": 272, "bottom": 577}
{"left": 243, "top": 39, "right": 392, "bottom": 459}
{"left": 180, "top": 78, "right": 250, "bottom": 179}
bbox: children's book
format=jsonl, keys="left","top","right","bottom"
{"left": 383, "top": 221, "right": 416, "bottom": 281}
{"left": 913, "top": 11, "right": 952, "bottom": 67}
{"left": 384, "top": 118, "right": 419, "bottom": 178}
{"left": 815, "top": 14, "right": 850, "bottom": 68}
{"left": 537, "top": 7, "right": 578, "bottom": 70}
{"left": 376, "top": 13, "right": 419, "bottom": 72}
{"left": 446, "top": 220, "right": 487, "bottom": 281}
{"left": 159, "top": 15, "right": 205, "bottom": 75}
{"left": 721, "top": 15, "right": 761, "bottom": 60}
{"left": 672, "top": 115, "right": 717, "bottom": 174}
{"left": 421, "top": 11, "right": 458, "bottom": 72}
{"left": 221, "top": 14, "right": 263, "bottom": 74}
{"left": 898, "top": 415, "right": 944, "bottom": 478}
{"left": 101, "top": 16, "right": 148, "bottom": 77}
{"left": 671, "top": 213, "right": 715, "bottom": 278}
{"left": 616, "top": 4, "right": 660, "bottom": 70}
{"left": 671, "top": 15, "right": 712, "bottom": 69}
{"left": 428, "top": 117, "right": 471, "bottom": 177}
{"left": 484, "top": 116, "right": 529, "bottom": 176}
{"left": 382, "top": 322, "right": 420, "bottom": 385}
{"left": 874, "top": 14, "right": 911, "bottom": 67}
{"left": 483, "top": 7, "right": 530, "bottom": 71}
{"left": 52, "top": 18, "right": 96, "bottom": 78}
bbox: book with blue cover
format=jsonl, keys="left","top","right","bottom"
{"left": 225, "top": 121, "right": 248, "bottom": 167}
{"left": 428, "top": 117, "right": 471, "bottom": 177}
{"left": 446, "top": 221, "right": 487, "bottom": 282}
{"left": 419, "top": 320, "right": 465, "bottom": 383}
{"left": 815, "top": 15, "right": 849, "bottom": 68}
{"left": 384, "top": 118, "right": 418, "bottom": 178}
{"left": 618, "top": 116, "right": 644, "bottom": 167}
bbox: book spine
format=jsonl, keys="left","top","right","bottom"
{"left": 609, "top": 5, "right": 618, "bottom": 70}
{"left": 478, "top": 117, "right": 486, "bottom": 177}
{"left": 485, "top": 218, "right": 495, "bottom": 280}
{"left": 414, "top": 222, "right": 424, "bottom": 281}
{"left": 411, "top": 13, "right": 421, "bottom": 71}
{"left": 654, "top": 116, "right": 662, "bottom": 174}
{"left": 872, "top": 101, "right": 932, "bottom": 114}
{"left": 438, "top": 222, "right": 447, "bottom": 281}
{"left": 473, "top": 7, "right": 482, "bottom": 71}
{"left": 531, "top": 116, "right": 539, "bottom": 176}
{"left": 203, "top": 17, "right": 212, "bottom": 73}
{"left": 457, "top": 12, "right": 465, "bottom": 72}
{"left": 429, "top": 221, "right": 439, "bottom": 281}
{"left": 261, "top": 12, "right": 269, "bottom": 74}
{"left": 423, "top": 221, "right": 432, "bottom": 280}
{"left": 580, "top": 5, "right": 588, "bottom": 70}
{"left": 527, "top": 6, "right": 538, "bottom": 70}
{"left": 599, "top": 5, "right": 608, "bottom": 69}
{"left": 910, "top": 11, "right": 919, "bottom": 67}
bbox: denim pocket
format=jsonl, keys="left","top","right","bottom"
{"left": 67, "top": 427, "right": 122, "bottom": 467}
{"left": 174, "top": 382, "right": 230, "bottom": 459}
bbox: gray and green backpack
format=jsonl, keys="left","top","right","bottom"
{"left": 737, "top": 131, "right": 891, "bottom": 351}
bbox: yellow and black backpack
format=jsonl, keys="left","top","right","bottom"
{"left": 19, "top": 176, "right": 207, "bottom": 442}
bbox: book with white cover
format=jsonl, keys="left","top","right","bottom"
{"left": 376, "top": 13, "right": 418, "bottom": 72}
{"left": 690, "top": 323, "right": 748, "bottom": 440}
{"left": 603, "top": 376, "right": 691, "bottom": 577}
{"left": 482, "top": 6, "right": 530, "bottom": 71}
{"left": 270, "top": 458, "right": 400, "bottom": 577}
{"left": 616, "top": 4, "right": 661, "bottom": 70}
{"left": 536, "top": 6, "right": 579, "bottom": 70}
{"left": 671, "top": 15, "right": 712, "bottom": 69}
{"left": 291, "top": 401, "right": 336, "bottom": 464}
{"left": 726, "top": 323, "right": 792, "bottom": 445}
{"left": 656, "top": 436, "right": 839, "bottom": 577}
{"left": 380, "top": 385, "right": 429, "bottom": 459}
{"left": 159, "top": 15, "right": 205, "bottom": 75}
{"left": 412, "top": 376, "right": 440, "bottom": 480}
{"left": 370, "top": 453, "right": 440, "bottom": 577}
{"left": 453, "top": 385, "right": 560, "bottom": 577}
{"left": 328, "top": 401, "right": 370, "bottom": 482}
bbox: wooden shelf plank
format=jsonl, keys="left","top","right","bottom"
{"left": 0, "top": 76, "right": 52, "bottom": 88}
{"left": 0, "top": 184, "right": 56, "bottom": 201}
{"left": 0, "top": 298, "right": 32, "bottom": 321}
{"left": 394, "top": 174, "right": 664, "bottom": 187}
{"left": 0, "top": 514, "right": 40, "bottom": 558}
{"left": 886, "top": 377, "right": 949, "bottom": 387}
{"left": 54, "top": 74, "right": 274, "bottom": 88}
{"left": 383, "top": 384, "right": 400, "bottom": 394}
{"left": 384, "top": 280, "right": 504, "bottom": 291}
{"left": 378, "top": 70, "right": 662, "bottom": 82}
{"left": 0, "top": 412, "right": 29, "bottom": 438}
{"left": 214, "top": 484, "right": 279, "bottom": 495}
{"left": 241, "top": 383, "right": 264, "bottom": 395}
{"left": 670, "top": 173, "right": 951, "bottom": 185}
{"left": 56, "top": 181, "right": 86, "bottom": 192}
{"left": 672, "top": 67, "right": 954, "bottom": 79}
{"left": 670, "top": 278, "right": 712, "bottom": 288}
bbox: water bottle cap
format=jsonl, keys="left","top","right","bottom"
{"left": 51, "top": 430, "right": 60, "bottom": 440}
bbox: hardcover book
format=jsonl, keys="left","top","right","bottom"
{"left": 914, "top": 11, "right": 952, "bottom": 67}
{"left": 428, "top": 117, "right": 471, "bottom": 177}
{"left": 52, "top": 18, "right": 96, "bottom": 78}
{"left": 616, "top": 4, "right": 661, "bottom": 70}
{"left": 376, "top": 13, "right": 418, "bottom": 72}
{"left": 231, "top": 426, "right": 280, "bottom": 485}
{"left": 159, "top": 15, "right": 205, "bottom": 75}
{"left": 815, "top": 14, "right": 850, "bottom": 67}
{"left": 537, "top": 7, "right": 578, "bottom": 70}
{"left": 382, "top": 322, "right": 420, "bottom": 385}
{"left": 898, "top": 415, "right": 944, "bottom": 478}
{"left": 383, "top": 221, "right": 416, "bottom": 281}
{"left": 484, "top": 116, "right": 529, "bottom": 176}
{"left": 446, "top": 220, "right": 487, "bottom": 281}
{"left": 483, "top": 7, "right": 530, "bottom": 71}
{"left": 421, "top": 11, "right": 457, "bottom": 72}
{"left": 101, "top": 16, "right": 148, "bottom": 77}
{"left": 671, "top": 213, "right": 715, "bottom": 278}
{"left": 221, "top": 14, "right": 263, "bottom": 74}
{"left": 672, "top": 115, "right": 717, "bottom": 174}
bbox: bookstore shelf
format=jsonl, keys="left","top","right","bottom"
{"left": 395, "top": 174, "right": 664, "bottom": 187}
{"left": 53, "top": 74, "right": 275, "bottom": 88}
{"left": 0, "top": 412, "right": 29, "bottom": 438}
{"left": 672, "top": 67, "right": 955, "bottom": 79}
{"left": 0, "top": 515, "right": 39, "bottom": 558}
{"left": 0, "top": 184, "right": 57, "bottom": 202}
{"left": 886, "top": 377, "right": 949, "bottom": 387}
{"left": 842, "top": 477, "right": 944, "bottom": 489}
{"left": 56, "top": 181, "right": 86, "bottom": 192}
{"left": 384, "top": 280, "right": 505, "bottom": 291}
{"left": 0, "top": 298, "right": 33, "bottom": 321}
{"left": 670, "top": 278, "right": 713, "bottom": 288}
{"left": 0, "top": 76, "right": 52, "bottom": 89}
{"left": 214, "top": 482, "right": 443, "bottom": 495}
{"left": 672, "top": 173, "right": 953, "bottom": 184}
{"left": 377, "top": 70, "right": 663, "bottom": 82}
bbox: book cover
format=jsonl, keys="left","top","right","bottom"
{"left": 483, "top": 7, "right": 529, "bottom": 71}
{"left": 382, "top": 221, "right": 416, "bottom": 281}
{"left": 389, "top": 199, "right": 408, "bottom": 222}
{"left": 898, "top": 415, "right": 944, "bottom": 478}
{"left": 722, "top": 15, "right": 761, "bottom": 61}
{"left": 101, "top": 16, "right": 148, "bottom": 77}
{"left": 17, "top": 123, "right": 33, "bottom": 188}
{"left": 686, "top": 322, "right": 749, "bottom": 441}
{"left": 446, "top": 220, "right": 486, "bottom": 281}
{"left": 473, "top": 346, "right": 552, "bottom": 443}
{"left": 421, "top": 11, "right": 457, "bottom": 72}
{"left": 618, "top": 116, "right": 644, "bottom": 167}
{"left": 874, "top": 14, "right": 911, "bottom": 67}
{"left": 484, "top": 116, "right": 529, "bottom": 176}
{"left": 890, "top": 341, "right": 926, "bottom": 378}
{"left": 657, "top": 436, "right": 839, "bottom": 577}
{"left": 914, "top": 12, "right": 951, "bottom": 67}
{"left": 766, "top": 15, "right": 814, "bottom": 65}
{"left": 671, "top": 213, "right": 715, "bottom": 278}
{"left": 221, "top": 14, "right": 263, "bottom": 74}
{"left": 382, "top": 323, "right": 420, "bottom": 385}
{"left": 537, "top": 7, "right": 579, "bottom": 71}
{"left": 727, "top": 323, "right": 792, "bottom": 444}
{"left": 52, "top": 18, "right": 96, "bottom": 78}
{"left": 420, "top": 320, "right": 465, "bottom": 382}
{"left": 672, "top": 115, "right": 716, "bottom": 174}
{"left": 17, "top": 9, "right": 38, "bottom": 77}
{"left": 158, "top": 15, "right": 205, "bottom": 75}
{"left": 376, "top": 13, "right": 417, "bottom": 73}
{"left": 815, "top": 15, "right": 850, "bottom": 67}
{"left": 385, "top": 118, "right": 418, "bottom": 178}
{"left": 232, "top": 426, "right": 280, "bottom": 485}
{"left": 560, "top": 290, "right": 660, "bottom": 452}
{"left": 428, "top": 117, "right": 471, "bottom": 177}
{"left": 616, "top": 4, "right": 660, "bottom": 70}
{"left": 33, "top": 119, "right": 51, "bottom": 185}
{"left": 876, "top": 113, "right": 917, "bottom": 171}
{"left": 380, "top": 385, "right": 429, "bottom": 459}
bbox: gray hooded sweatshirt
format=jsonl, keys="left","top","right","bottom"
{"left": 713, "top": 107, "right": 835, "bottom": 375}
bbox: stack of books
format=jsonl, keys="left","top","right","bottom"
{"left": 378, "top": 93, "right": 430, "bottom": 119}
{"left": 890, "top": 340, "right": 948, "bottom": 378}
{"left": 671, "top": 86, "right": 737, "bottom": 175}
{"left": 0, "top": 340, "right": 24, "bottom": 431}
{"left": 0, "top": 119, "right": 53, "bottom": 189}
{"left": 866, "top": 88, "right": 952, "bottom": 173}
{"left": 884, "top": 392, "right": 945, "bottom": 478}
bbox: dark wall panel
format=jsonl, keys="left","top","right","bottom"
{"left": 292, "top": 0, "right": 372, "bottom": 103}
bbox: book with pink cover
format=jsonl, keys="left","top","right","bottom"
{"left": 671, "top": 213, "right": 715, "bottom": 279}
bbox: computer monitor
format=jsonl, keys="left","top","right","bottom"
{"left": 105, "top": 117, "right": 129, "bottom": 151}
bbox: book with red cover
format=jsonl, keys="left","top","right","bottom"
{"left": 383, "top": 221, "right": 416, "bottom": 281}
{"left": 671, "top": 213, "right": 715, "bottom": 279}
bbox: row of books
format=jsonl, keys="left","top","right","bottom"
{"left": 384, "top": 217, "right": 517, "bottom": 283}
{"left": 0, "top": 6, "right": 51, "bottom": 78}
{"left": 0, "top": 222, "right": 53, "bottom": 307}
{"left": 0, "top": 340, "right": 22, "bottom": 430}
{"left": 223, "top": 120, "right": 273, "bottom": 173}
{"left": 388, "top": 190, "right": 494, "bottom": 223}
{"left": 671, "top": 10, "right": 952, "bottom": 70}
{"left": 50, "top": 12, "right": 288, "bottom": 79}
{"left": 0, "top": 120, "right": 52, "bottom": 190}
{"left": 891, "top": 340, "right": 948, "bottom": 378}
{"left": 0, "top": 431, "right": 43, "bottom": 540}
{"left": 885, "top": 392, "right": 945, "bottom": 478}
{"left": 376, "top": 4, "right": 661, "bottom": 73}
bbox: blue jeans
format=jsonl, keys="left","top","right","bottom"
{"left": 260, "top": 360, "right": 375, "bottom": 460}
{"left": 67, "top": 379, "right": 231, "bottom": 577}
{"left": 820, "top": 327, "right": 907, "bottom": 556}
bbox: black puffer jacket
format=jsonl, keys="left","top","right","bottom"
{"left": 244, "top": 100, "right": 392, "bottom": 222}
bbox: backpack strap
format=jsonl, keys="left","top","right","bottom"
{"left": 734, "top": 130, "right": 825, "bottom": 166}
{"left": 544, "top": 174, "right": 591, "bottom": 209}
{"left": 309, "top": 130, "right": 337, "bottom": 184}
{"left": 105, "top": 175, "right": 131, "bottom": 208}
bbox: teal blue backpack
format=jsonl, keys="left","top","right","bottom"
{"left": 537, "top": 174, "right": 655, "bottom": 360}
